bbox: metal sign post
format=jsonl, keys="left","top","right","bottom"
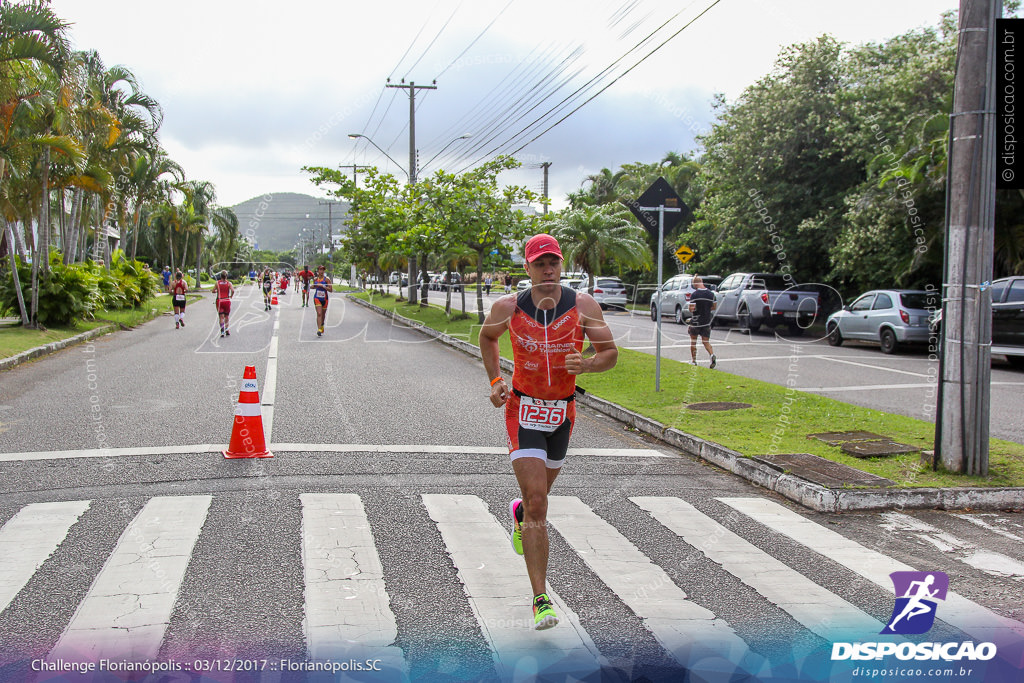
{"left": 638, "top": 204, "right": 681, "bottom": 391}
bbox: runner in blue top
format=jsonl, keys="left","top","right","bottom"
{"left": 311, "top": 265, "right": 333, "bottom": 336}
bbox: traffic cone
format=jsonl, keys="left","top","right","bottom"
{"left": 271, "top": 293, "right": 279, "bottom": 305}
{"left": 223, "top": 365, "right": 273, "bottom": 459}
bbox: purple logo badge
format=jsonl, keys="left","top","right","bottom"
{"left": 881, "top": 571, "right": 949, "bottom": 635}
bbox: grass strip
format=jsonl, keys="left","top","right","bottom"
{"left": 352, "top": 290, "right": 1024, "bottom": 489}
{"left": 0, "top": 293, "right": 189, "bottom": 359}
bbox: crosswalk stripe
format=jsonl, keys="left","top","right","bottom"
{"left": 718, "top": 497, "right": 1024, "bottom": 654}
{"left": 631, "top": 496, "right": 886, "bottom": 643}
{"left": 48, "top": 496, "right": 211, "bottom": 662}
{"left": 421, "top": 494, "right": 602, "bottom": 681}
{"left": 299, "top": 493, "right": 408, "bottom": 675}
{"left": 881, "top": 511, "right": 1024, "bottom": 580}
{"left": 547, "top": 496, "right": 767, "bottom": 677}
{"left": 0, "top": 501, "right": 91, "bottom": 615}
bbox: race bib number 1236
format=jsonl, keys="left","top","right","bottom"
{"left": 518, "top": 397, "right": 567, "bottom": 432}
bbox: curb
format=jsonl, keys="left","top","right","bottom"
{"left": 0, "top": 324, "right": 117, "bottom": 373}
{"left": 350, "top": 294, "right": 1024, "bottom": 513}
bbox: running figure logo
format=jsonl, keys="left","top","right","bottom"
{"left": 881, "top": 571, "right": 949, "bottom": 635}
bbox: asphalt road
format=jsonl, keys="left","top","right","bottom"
{"left": 0, "top": 284, "right": 1021, "bottom": 682}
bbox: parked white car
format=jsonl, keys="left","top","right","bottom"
{"left": 576, "top": 277, "right": 627, "bottom": 310}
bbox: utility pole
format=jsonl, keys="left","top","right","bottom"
{"left": 387, "top": 79, "right": 437, "bottom": 305}
{"left": 936, "top": 0, "right": 1000, "bottom": 475}
{"left": 338, "top": 164, "right": 371, "bottom": 188}
{"left": 541, "top": 162, "right": 551, "bottom": 214}
{"left": 319, "top": 200, "right": 340, "bottom": 254}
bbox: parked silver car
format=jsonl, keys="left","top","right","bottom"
{"left": 826, "top": 289, "right": 938, "bottom": 353}
{"left": 650, "top": 274, "right": 711, "bottom": 324}
{"left": 576, "top": 277, "right": 627, "bottom": 310}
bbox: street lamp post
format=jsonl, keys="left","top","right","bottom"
{"left": 348, "top": 134, "right": 409, "bottom": 180}
{"left": 350, "top": 132, "right": 417, "bottom": 302}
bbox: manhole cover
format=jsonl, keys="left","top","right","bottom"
{"left": 840, "top": 440, "right": 920, "bottom": 458}
{"left": 756, "top": 453, "right": 895, "bottom": 488}
{"left": 807, "top": 430, "right": 888, "bottom": 446}
{"left": 686, "top": 402, "right": 752, "bottom": 411}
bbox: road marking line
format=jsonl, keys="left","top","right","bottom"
{"left": 0, "top": 501, "right": 91, "bottom": 613}
{"left": 881, "top": 512, "right": 1024, "bottom": 580}
{"left": 548, "top": 496, "right": 766, "bottom": 676}
{"left": 0, "top": 445, "right": 670, "bottom": 462}
{"left": 718, "top": 497, "right": 1024, "bottom": 654}
{"left": 801, "top": 383, "right": 937, "bottom": 392}
{"left": 262, "top": 316, "right": 281, "bottom": 442}
{"left": 953, "top": 513, "right": 1024, "bottom": 544}
{"left": 631, "top": 496, "right": 885, "bottom": 642}
{"left": 300, "top": 494, "right": 407, "bottom": 672}
{"left": 810, "top": 355, "right": 932, "bottom": 378}
{"left": 48, "top": 495, "right": 211, "bottom": 662}
{"left": 422, "top": 494, "right": 601, "bottom": 681}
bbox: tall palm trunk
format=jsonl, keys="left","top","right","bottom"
{"left": 29, "top": 146, "right": 53, "bottom": 328}
{"left": 57, "top": 189, "right": 66, "bottom": 256}
{"left": 195, "top": 228, "right": 203, "bottom": 291}
{"left": 129, "top": 204, "right": 142, "bottom": 261}
{"left": 39, "top": 146, "right": 51, "bottom": 275}
{"left": 65, "top": 187, "right": 83, "bottom": 264}
{"left": 0, "top": 157, "right": 29, "bottom": 327}
{"left": 4, "top": 222, "right": 30, "bottom": 326}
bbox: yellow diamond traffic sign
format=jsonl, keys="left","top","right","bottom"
{"left": 675, "top": 245, "right": 694, "bottom": 264}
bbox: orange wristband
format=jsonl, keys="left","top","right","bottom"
{"left": 490, "top": 376, "right": 505, "bottom": 386}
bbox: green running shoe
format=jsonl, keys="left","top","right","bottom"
{"left": 533, "top": 593, "right": 558, "bottom": 630}
{"left": 510, "top": 499, "right": 523, "bottom": 555}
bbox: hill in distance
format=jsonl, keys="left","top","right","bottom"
{"left": 230, "top": 192, "right": 350, "bottom": 252}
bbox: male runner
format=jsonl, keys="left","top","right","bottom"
{"left": 479, "top": 234, "right": 617, "bottom": 630}
{"left": 214, "top": 271, "right": 235, "bottom": 337}
{"left": 171, "top": 270, "right": 188, "bottom": 329}
{"left": 311, "top": 265, "right": 333, "bottom": 336}
{"left": 687, "top": 275, "right": 717, "bottom": 368}
{"left": 297, "top": 264, "right": 315, "bottom": 307}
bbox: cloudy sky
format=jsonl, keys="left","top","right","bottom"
{"left": 50, "top": 0, "right": 958, "bottom": 212}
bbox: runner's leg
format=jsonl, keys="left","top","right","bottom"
{"left": 512, "top": 457, "right": 555, "bottom": 598}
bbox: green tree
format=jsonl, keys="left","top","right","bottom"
{"left": 690, "top": 36, "right": 858, "bottom": 285}
{"left": 549, "top": 204, "right": 651, "bottom": 289}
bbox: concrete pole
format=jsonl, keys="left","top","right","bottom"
{"left": 541, "top": 162, "right": 551, "bottom": 214}
{"left": 937, "top": 0, "right": 1000, "bottom": 474}
{"left": 387, "top": 80, "right": 436, "bottom": 305}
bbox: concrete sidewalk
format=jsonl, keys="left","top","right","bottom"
{"left": 350, "top": 295, "right": 1024, "bottom": 514}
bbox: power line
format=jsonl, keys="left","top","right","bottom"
{"left": 432, "top": 0, "right": 514, "bottom": 82}
{"left": 455, "top": 0, "right": 718, "bottom": 169}
{"left": 402, "top": 1, "right": 464, "bottom": 81}
{"left": 485, "top": 2, "right": 698, "bottom": 158}
{"left": 508, "top": 0, "right": 723, "bottom": 157}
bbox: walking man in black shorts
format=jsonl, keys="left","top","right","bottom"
{"left": 688, "top": 275, "right": 717, "bottom": 368}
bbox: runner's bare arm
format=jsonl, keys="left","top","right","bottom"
{"left": 479, "top": 296, "right": 515, "bottom": 407}
{"left": 565, "top": 292, "right": 617, "bottom": 375}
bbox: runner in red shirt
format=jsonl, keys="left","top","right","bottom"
{"left": 170, "top": 270, "right": 188, "bottom": 329}
{"left": 479, "top": 234, "right": 617, "bottom": 630}
{"left": 296, "top": 265, "right": 315, "bottom": 307}
{"left": 214, "top": 271, "right": 235, "bottom": 337}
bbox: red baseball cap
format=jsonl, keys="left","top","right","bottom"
{"left": 524, "top": 234, "right": 563, "bottom": 263}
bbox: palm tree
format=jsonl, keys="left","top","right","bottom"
{"left": 582, "top": 167, "right": 627, "bottom": 205}
{"left": 0, "top": 0, "right": 73, "bottom": 326}
{"left": 549, "top": 204, "right": 651, "bottom": 289}
{"left": 124, "top": 148, "right": 184, "bottom": 260}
